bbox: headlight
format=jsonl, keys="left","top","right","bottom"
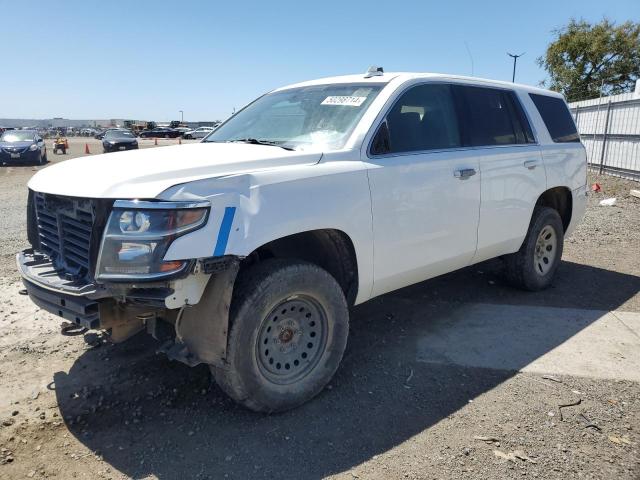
{"left": 96, "top": 200, "right": 210, "bottom": 281}
{"left": 29, "top": 144, "right": 38, "bottom": 151}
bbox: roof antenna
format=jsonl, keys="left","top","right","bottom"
{"left": 364, "top": 66, "right": 384, "bottom": 78}
{"left": 464, "top": 41, "right": 474, "bottom": 75}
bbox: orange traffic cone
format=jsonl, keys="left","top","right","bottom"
{"left": 84, "top": 143, "right": 90, "bottom": 154}
{"left": 154, "top": 137, "right": 158, "bottom": 146}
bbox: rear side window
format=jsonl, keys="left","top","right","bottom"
{"left": 454, "top": 85, "right": 534, "bottom": 147}
{"left": 529, "top": 94, "right": 580, "bottom": 143}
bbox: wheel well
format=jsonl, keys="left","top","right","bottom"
{"left": 241, "top": 229, "right": 359, "bottom": 305}
{"left": 536, "top": 187, "right": 572, "bottom": 232}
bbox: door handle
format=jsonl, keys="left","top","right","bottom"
{"left": 454, "top": 168, "right": 477, "bottom": 180}
{"left": 524, "top": 160, "right": 540, "bottom": 169}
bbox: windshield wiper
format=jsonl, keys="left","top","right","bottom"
{"left": 227, "top": 138, "right": 295, "bottom": 151}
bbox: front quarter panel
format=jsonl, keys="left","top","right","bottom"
{"left": 160, "top": 153, "right": 374, "bottom": 304}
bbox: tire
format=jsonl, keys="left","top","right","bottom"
{"left": 40, "top": 150, "right": 47, "bottom": 165}
{"left": 504, "top": 206, "right": 564, "bottom": 291}
{"left": 211, "top": 258, "right": 349, "bottom": 413}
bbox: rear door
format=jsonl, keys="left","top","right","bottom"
{"left": 452, "top": 85, "right": 546, "bottom": 262}
{"left": 366, "top": 83, "right": 481, "bottom": 297}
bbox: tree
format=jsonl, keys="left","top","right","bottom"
{"left": 538, "top": 19, "right": 640, "bottom": 102}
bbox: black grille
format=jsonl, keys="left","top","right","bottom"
{"left": 2, "top": 146, "right": 28, "bottom": 154}
{"left": 34, "top": 193, "right": 95, "bottom": 278}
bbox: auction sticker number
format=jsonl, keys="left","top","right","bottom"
{"left": 321, "top": 96, "right": 366, "bottom": 107}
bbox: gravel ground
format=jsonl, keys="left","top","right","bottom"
{"left": 0, "top": 158, "right": 638, "bottom": 479}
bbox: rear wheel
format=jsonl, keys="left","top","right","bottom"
{"left": 504, "top": 207, "right": 564, "bottom": 291}
{"left": 211, "top": 259, "right": 349, "bottom": 412}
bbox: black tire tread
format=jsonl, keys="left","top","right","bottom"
{"left": 211, "top": 258, "right": 348, "bottom": 412}
{"left": 504, "top": 206, "right": 564, "bottom": 291}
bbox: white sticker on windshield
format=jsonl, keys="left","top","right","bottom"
{"left": 321, "top": 96, "right": 367, "bottom": 107}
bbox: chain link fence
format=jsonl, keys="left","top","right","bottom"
{"left": 569, "top": 90, "right": 640, "bottom": 181}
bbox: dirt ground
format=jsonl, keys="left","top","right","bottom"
{"left": 0, "top": 147, "right": 639, "bottom": 480}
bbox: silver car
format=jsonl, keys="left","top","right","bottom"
{"left": 184, "top": 126, "right": 214, "bottom": 139}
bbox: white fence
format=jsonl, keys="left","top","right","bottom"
{"left": 569, "top": 90, "right": 640, "bottom": 180}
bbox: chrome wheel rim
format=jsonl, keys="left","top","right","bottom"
{"left": 256, "top": 295, "right": 328, "bottom": 385}
{"left": 534, "top": 225, "right": 557, "bottom": 276}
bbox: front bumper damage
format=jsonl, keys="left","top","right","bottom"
{"left": 18, "top": 249, "right": 106, "bottom": 329}
{"left": 17, "top": 248, "right": 240, "bottom": 366}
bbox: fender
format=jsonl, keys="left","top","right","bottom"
{"left": 159, "top": 154, "right": 375, "bottom": 305}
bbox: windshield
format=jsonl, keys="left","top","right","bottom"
{"left": 1, "top": 131, "right": 35, "bottom": 142}
{"left": 204, "top": 83, "right": 384, "bottom": 151}
{"left": 105, "top": 130, "right": 135, "bottom": 139}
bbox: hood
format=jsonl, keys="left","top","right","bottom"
{"left": 1, "top": 141, "right": 34, "bottom": 149}
{"left": 28, "top": 142, "right": 322, "bottom": 199}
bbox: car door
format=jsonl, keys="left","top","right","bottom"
{"left": 366, "top": 82, "right": 481, "bottom": 297}
{"left": 451, "top": 85, "right": 546, "bottom": 263}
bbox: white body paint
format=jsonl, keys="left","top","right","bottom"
{"left": 27, "top": 72, "right": 587, "bottom": 307}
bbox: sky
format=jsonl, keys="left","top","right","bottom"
{"left": 0, "top": 0, "right": 637, "bottom": 121}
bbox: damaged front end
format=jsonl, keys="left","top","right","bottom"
{"left": 18, "top": 190, "right": 240, "bottom": 368}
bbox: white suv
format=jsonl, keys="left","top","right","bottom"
{"left": 18, "top": 68, "right": 587, "bottom": 412}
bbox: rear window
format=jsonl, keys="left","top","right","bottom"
{"left": 529, "top": 94, "right": 580, "bottom": 143}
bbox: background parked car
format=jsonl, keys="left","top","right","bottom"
{"left": 0, "top": 130, "right": 47, "bottom": 165}
{"left": 174, "top": 126, "right": 191, "bottom": 136}
{"left": 95, "top": 128, "right": 132, "bottom": 140}
{"left": 139, "top": 127, "right": 181, "bottom": 138}
{"left": 102, "top": 130, "right": 139, "bottom": 153}
{"left": 183, "top": 126, "right": 214, "bottom": 139}
{"left": 80, "top": 128, "right": 99, "bottom": 137}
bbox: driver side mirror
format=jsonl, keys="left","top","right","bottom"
{"left": 370, "top": 120, "right": 391, "bottom": 155}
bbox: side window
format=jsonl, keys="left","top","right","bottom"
{"left": 371, "top": 84, "right": 461, "bottom": 155}
{"left": 504, "top": 92, "right": 536, "bottom": 144}
{"left": 529, "top": 93, "right": 580, "bottom": 143}
{"left": 455, "top": 85, "right": 526, "bottom": 146}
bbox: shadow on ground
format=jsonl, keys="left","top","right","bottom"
{"left": 53, "top": 260, "right": 640, "bottom": 479}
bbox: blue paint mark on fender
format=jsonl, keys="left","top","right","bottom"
{"left": 214, "top": 207, "right": 236, "bottom": 256}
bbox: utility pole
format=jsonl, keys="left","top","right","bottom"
{"left": 179, "top": 110, "right": 184, "bottom": 123}
{"left": 507, "top": 52, "right": 525, "bottom": 82}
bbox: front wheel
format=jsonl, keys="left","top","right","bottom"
{"left": 504, "top": 207, "right": 564, "bottom": 291}
{"left": 211, "top": 259, "right": 349, "bottom": 412}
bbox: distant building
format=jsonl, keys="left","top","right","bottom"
{"left": 0, "top": 118, "right": 222, "bottom": 129}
